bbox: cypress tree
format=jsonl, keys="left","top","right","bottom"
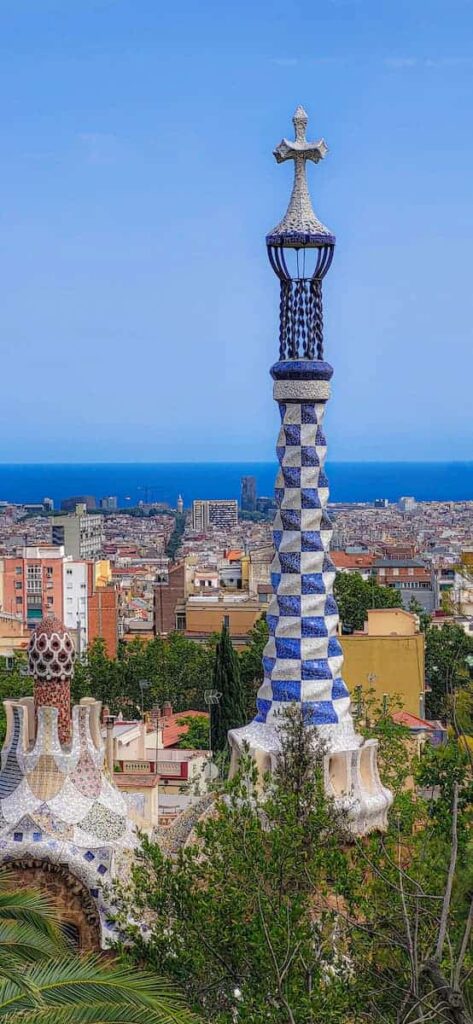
{"left": 210, "top": 623, "right": 245, "bottom": 753}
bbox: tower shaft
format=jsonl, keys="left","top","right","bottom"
{"left": 256, "top": 359, "right": 353, "bottom": 745}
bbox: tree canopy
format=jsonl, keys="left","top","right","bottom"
{"left": 333, "top": 571, "right": 403, "bottom": 632}
{"left": 425, "top": 622, "right": 473, "bottom": 721}
{"left": 118, "top": 706, "right": 472, "bottom": 1024}
{"left": 210, "top": 623, "right": 245, "bottom": 753}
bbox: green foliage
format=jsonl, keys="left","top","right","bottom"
{"left": 119, "top": 709, "right": 472, "bottom": 1024}
{"left": 407, "top": 596, "right": 431, "bottom": 633}
{"left": 425, "top": 622, "right": 473, "bottom": 719}
{"left": 356, "top": 688, "right": 413, "bottom": 797}
{"left": 71, "top": 634, "right": 216, "bottom": 718}
{"left": 0, "top": 875, "right": 196, "bottom": 1023}
{"left": 119, "top": 707, "right": 353, "bottom": 1024}
{"left": 238, "top": 616, "right": 268, "bottom": 718}
{"left": 0, "top": 654, "right": 31, "bottom": 746}
{"left": 166, "top": 513, "right": 186, "bottom": 561}
{"left": 333, "top": 571, "right": 402, "bottom": 633}
{"left": 416, "top": 737, "right": 473, "bottom": 841}
{"left": 210, "top": 625, "right": 245, "bottom": 753}
{"left": 453, "top": 684, "right": 473, "bottom": 736}
{"left": 177, "top": 715, "right": 209, "bottom": 750}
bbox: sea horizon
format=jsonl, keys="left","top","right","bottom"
{"left": 0, "top": 461, "right": 472, "bottom": 508}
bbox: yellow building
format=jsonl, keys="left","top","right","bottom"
{"left": 94, "top": 559, "right": 112, "bottom": 588}
{"left": 0, "top": 613, "right": 29, "bottom": 667}
{"left": 341, "top": 609, "right": 425, "bottom": 717}
{"left": 185, "top": 595, "right": 262, "bottom": 648}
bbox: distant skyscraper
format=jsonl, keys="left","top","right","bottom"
{"left": 399, "top": 496, "right": 416, "bottom": 513}
{"left": 241, "top": 475, "right": 257, "bottom": 512}
{"left": 60, "top": 495, "right": 96, "bottom": 512}
{"left": 192, "top": 499, "right": 238, "bottom": 531}
{"left": 177, "top": 495, "right": 184, "bottom": 514}
{"left": 99, "top": 496, "right": 118, "bottom": 511}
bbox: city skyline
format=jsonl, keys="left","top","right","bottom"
{"left": 1, "top": 0, "right": 472, "bottom": 462}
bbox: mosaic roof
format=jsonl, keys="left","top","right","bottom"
{"left": 0, "top": 697, "right": 136, "bottom": 946}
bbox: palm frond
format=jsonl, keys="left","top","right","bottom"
{"left": 0, "top": 884, "right": 63, "bottom": 941}
{"left": 0, "top": 923, "right": 66, "bottom": 965}
{"left": 0, "top": 956, "right": 198, "bottom": 1023}
{"left": 1, "top": 1006, "right": 194, "bottom": 1024}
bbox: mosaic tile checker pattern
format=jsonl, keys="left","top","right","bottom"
{"left": 254, "top": 383, "right": 355, "bottom": 737}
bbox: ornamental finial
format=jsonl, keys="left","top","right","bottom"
{"left": 267, "top": 106, "right": 334, "bottom": 248}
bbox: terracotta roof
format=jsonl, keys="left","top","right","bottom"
{"left": 331, "top": 552, "right": 374, "bottom": 569}
{"left": 225, "top": 550, "right": 242, "bottom": 561}
{"left": 392, "top": 711, "right": 435, "bottom": 731}
{"left": 161, "top": 709, "right": 208, "bottom": 748}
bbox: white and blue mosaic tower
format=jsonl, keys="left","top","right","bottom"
{"left": 229, "top": 107, "right": 392, "bottom": 833}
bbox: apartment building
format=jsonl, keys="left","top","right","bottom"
{"left": 192, "top": 499, "right": 238, "bottom": 532}
{"left": 51, "top": 505, "right": 104, "bottom": 559}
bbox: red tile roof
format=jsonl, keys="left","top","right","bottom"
{"left": 161, "top": 709, "right": 209, "bottom": 748}
{"left": 331, "top": 552, "right": 374, "bottom": 569}
{"left": 392, "top": 711, "right": 435, "bottom": 731}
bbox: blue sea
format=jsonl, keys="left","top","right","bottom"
{"left": 0, "top": 462, "right": 472, "bottom": 508}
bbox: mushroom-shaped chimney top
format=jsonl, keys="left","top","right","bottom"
{"left": 28, "top": 616, "right": 76, "bottom": 682}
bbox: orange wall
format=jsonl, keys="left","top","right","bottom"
{"left": 2, "top": 556, "right": 63, "bottom": 625}
{"left": 88, "top": 587, "right": 118, "bottom": 657}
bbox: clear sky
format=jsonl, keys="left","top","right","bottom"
{"left": 1, "top": 0, "right": 472, "bottom": 463}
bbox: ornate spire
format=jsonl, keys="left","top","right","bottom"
{"left": 267, "top": 106, "right": 335, "bottom": 248}
{"left": 227, "top": 108, "right": 393, "bottom": 834}
{"left": 266, "top": 107, "right": 336, "bottom": 360}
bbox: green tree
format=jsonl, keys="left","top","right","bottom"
{"left": 333, "top": 571, "right": 402, "bottom": 632}
{"left": 177, "top": 715, "right": 209, "bottom": 750}
{"left": 118, "top": 707, "right": 352, "bottom": 1024}
{"left": 238, "top": 616, "right": 268, "bottom": 718}
{"left": 72, "top": 633, "right": 216, "bottom": 719}
{"left": 408, "top": 596, "right": 432, "bottom": 633}
{"left": 210, "top": 624, "right": 245, "bottom": 754}
{"left": 425, "top": 622, "right": 473, "bottom": 720}
{"left": 0, "top": 654, "right": 31, "bottom": 746}
{"left": 119, "top": 710, "right": 472, "bottom": 1024}
{"left": 166, "top": 513, "right": 186, "bottom": 560}
{"left": 0, "top": 875, "right": 196, "bottom": 1023}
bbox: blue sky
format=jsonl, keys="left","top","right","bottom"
{"left": 1, "top": 0, "right": 472, "bottom": 462}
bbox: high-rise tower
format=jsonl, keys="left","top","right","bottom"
{"left": 228, "top": 108, "right": 392, "bottom": 833}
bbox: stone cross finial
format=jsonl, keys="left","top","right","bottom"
{"left": 268, "top": 106, "right": 333, "bottom": 246}
{"left": 273, "top": 105, "right": 328, "bottom": 165}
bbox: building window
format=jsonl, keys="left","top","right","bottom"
{"left": 16, "top": 597, "right": 22, "bottom": 605}
{"left": 47, "top": 597, "right": 54, "bottom": 607}
{"left": 175, "top": 612, "right": 186, "bottom": 631}
{"left": 66, "top": 569, "right": 73, "bottom": 576}
{"left": 223, "top": 615, "right": 230, "bottom": 629}
{"left": 15, "top": 567, "right": 22, "bottom": 575}
{"left": 46, "top": 566, "right": 54, "bottom": 578}
{"left": 15, "top": 582, "right": 22, "bottom": 590}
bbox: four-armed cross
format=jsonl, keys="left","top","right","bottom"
{"left": 269, "top": 106, "right": 332, "bottom": 245}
